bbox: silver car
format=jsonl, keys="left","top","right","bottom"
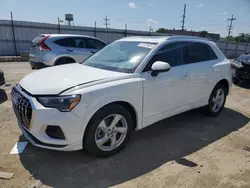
{"left": 29, "top": 34, "right": 106, "bottom": 69}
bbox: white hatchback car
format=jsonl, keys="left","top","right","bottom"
{"left": 12, "top": 36, "right": 232, "bottom": 157}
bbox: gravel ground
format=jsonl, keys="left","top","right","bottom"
{"left": 0, "top": 62, "right": 250, "bottom": 188}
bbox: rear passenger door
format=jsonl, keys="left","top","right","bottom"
{"left": 70, "top": 38, "right": 94, "bottom": 62}
{"left": 185, "top": 42, "right": 219, "bottom": 103}
{"left": 72, "top": 38, "right": 106, "bottom": 62}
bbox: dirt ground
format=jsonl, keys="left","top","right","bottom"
{"left": 0, "top": 62, "right": 250, "bottom": 188}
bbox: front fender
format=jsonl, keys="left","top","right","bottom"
{"left": 71, "top": 80, "right": 143, "bottom": 139}
{"left": 79, "top": 93, "right": 143, "bottom": 137}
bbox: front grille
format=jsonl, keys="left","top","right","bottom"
{"left": 11, "top": 86, "right": 32, "bottom": 129}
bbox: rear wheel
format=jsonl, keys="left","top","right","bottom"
{"left": 54, "top": 57, "right": 75, "bottom": 66}
{"left": 204, "top": 84, "right": 227, "bottom": 117}
{"left": 84, "top": 104, "right": 133, "bottom": 158}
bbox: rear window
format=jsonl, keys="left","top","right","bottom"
{"left": 31, "top": 35, "right": 46, "bottom": 46}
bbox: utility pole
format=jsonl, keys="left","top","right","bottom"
{"left": 104, "top": 16, "right": 110, "bottom": 43}
{"left": 225, "top": 14, "right": 236, "bottom": 56}
{"left": 227, "top": 14, "right": 236, "bottom": 38}
{"left": 181, "top": 4, "right": 187, "bottom": 35}
{"left": 104, "top": 16, "right": 110, "bottom": 29}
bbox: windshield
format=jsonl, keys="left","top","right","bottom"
{"left": 237, "top": 54, "right": 250, "bottom": 63}
{"left": 82, "top": 41, "right": 157, "bottom": 73}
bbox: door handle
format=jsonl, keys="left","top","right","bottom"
{"left": 67, "top": 49, "right": 74, "bottom": 52}
{"left": 213, "top": 68, "right": 220, "bottom": 72}
{"left": 180, "top": 74, "right": 188, "bottom": 80}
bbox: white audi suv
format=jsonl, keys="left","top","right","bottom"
{"left": 12, "top": 36, "right": 232, "bottom": 157}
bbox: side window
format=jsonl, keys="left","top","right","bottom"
{"left": 74, "top": 38, "right": 87, "bottom": 48}
{"left": 87, "top": 39, "right": 106, "bottom": 49}
{"left": 144, "top": 42, "right": 185, "bottom": 71}
{"left": 54, "top": 38, "right": 76, "bottom": 47}
{"left": 186, "top": 43, "right": 217, "bottom": 64}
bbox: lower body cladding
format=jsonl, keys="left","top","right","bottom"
{"left": 12, "top": 86, "right": 85, "bottom": 151}
{"left": 29, "top": 61, "right": 48, "bottom": 69}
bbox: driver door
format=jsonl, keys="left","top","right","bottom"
{"left": 141, "top": 42, "right": 190, "bottom": 127}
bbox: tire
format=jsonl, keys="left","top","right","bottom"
{"left": 54, "top": 57, "right": 75, "bottom": 66}
{"left": 204, "top": 84, "right": 227, "bottom": 117}
{"left": 84, "top": 104, "right": 134, "bottom": 158}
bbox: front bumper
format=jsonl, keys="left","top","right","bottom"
{"left": 234, "top": 66, "right": 250, "bottom": 80}
{"left": 11, "top": 85, "right": 84, "bottom": 151}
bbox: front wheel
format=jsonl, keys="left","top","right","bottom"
{"left": 84, "top": 104, "right": 134, "bottom": 157}
{"left": 204, "top": 84, "right": 227, "bottom": 117}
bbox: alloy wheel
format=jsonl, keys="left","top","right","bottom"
{"left": 95, "top": 114, "right": 128, "bottom": 151}
{"left": 211, "top": 88, "right": 225, "bottom": 113}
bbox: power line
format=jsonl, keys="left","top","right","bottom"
{"left": 227, "top": 14, "right": 236, "bottom": 37}
{"left": 104, "top": 15, "right": 110, "bottom": 29}
{"left": 181, "top": 4, "right": 187, "bottom": 33}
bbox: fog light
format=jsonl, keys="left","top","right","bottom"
{"left": 45, "top": 126, "right": 65, "bottom": 140}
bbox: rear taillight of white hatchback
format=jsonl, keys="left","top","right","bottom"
{"left": 39, "top": 35, "right": 51, "bottom": 51}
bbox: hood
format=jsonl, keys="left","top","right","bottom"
{"left": 19, "top": 63, "right": 127, "bottom": 95}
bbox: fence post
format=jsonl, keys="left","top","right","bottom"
{"left": 245, "top": 39, "right": 249, "bottom": 53}
{"left": 10, "top": 11, "right": 17, "bottom": 56}
{"left": 124, "top": 24, "right": 127, "bottom": 37}
{"left": 234, "top": 42, "right": 239, "bottom": 58}
{"left": 58, "top": 17, "right": 60, "bottom": 34}
{"left": 225, "top": 40, "right": 229, "bottom": 57}
{"left": 94, "top": 21, "right": 96, "bottom": 37}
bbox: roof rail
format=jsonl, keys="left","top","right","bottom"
{"left": 167, "top": 35, "right": 209, "bottom": 41}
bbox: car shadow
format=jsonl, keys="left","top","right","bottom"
{"left": 19, "top": 108, "right": 249, "bottom": 188}
{"left": 0, "top": 89, "right": 8, "bottom": 104}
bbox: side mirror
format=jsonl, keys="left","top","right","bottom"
{"left": 151, "top": 61, "right": 171, "bottom": 77}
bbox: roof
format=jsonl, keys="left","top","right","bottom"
{"left": 118, "top": 35, "right": 209, "bottom": 43}
{"left": 118, "top": 36, "right": 169, "bottom": 43}
{"left": 40, "top": 34, "right": 99, "bottom": 39}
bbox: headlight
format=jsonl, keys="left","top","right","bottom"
{"left": 37, "top": 95, "right": 81, "bottom": 112}
{"left": 232, "top": 60, "right": 244, "bottom": 68}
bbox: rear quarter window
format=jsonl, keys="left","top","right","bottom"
{"left": 186, "top": 42, "right": 218, "bottom": 64}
